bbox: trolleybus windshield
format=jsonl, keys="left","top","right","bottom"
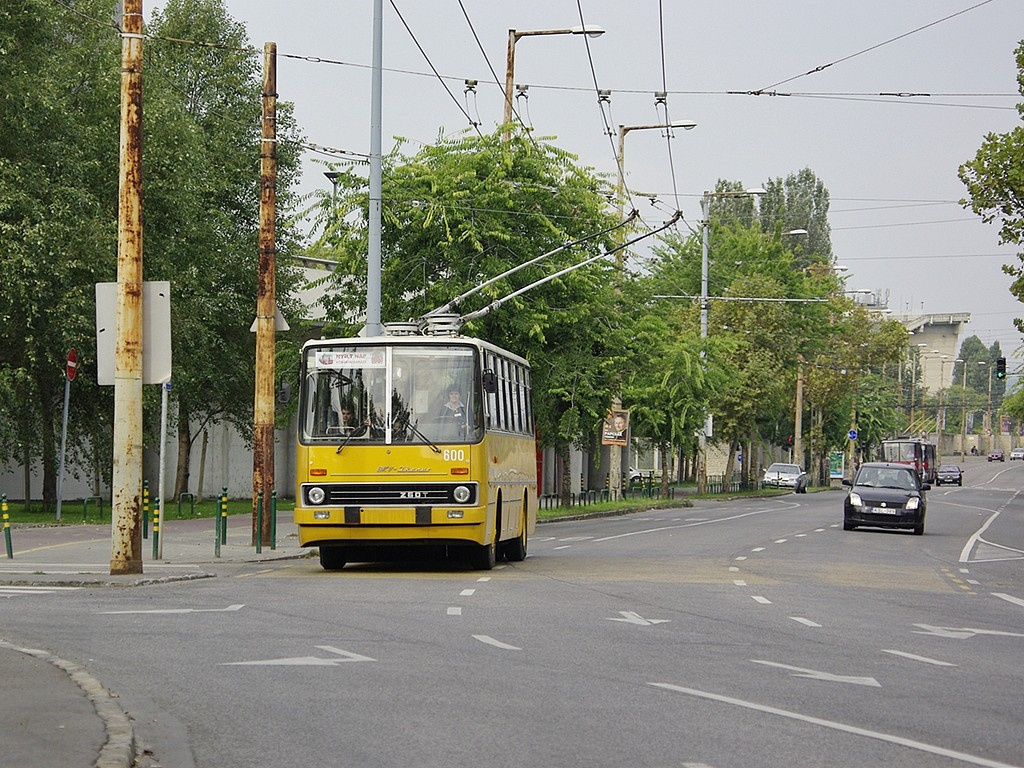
{"left": 301, "top": 344, "right": 483, "bottom": 445}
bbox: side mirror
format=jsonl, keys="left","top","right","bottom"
{"left": 920, "top": 482, "right": 931, "bottom": 491}
{"left": 841, "top": 478, "right": 852, "bottom": 487}
{"left": 277, "top": 380, "right": 292, "bottom": 404}
{"left": 482, "top": 370, "right": 497, "bottom": 394}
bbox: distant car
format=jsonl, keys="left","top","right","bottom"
{"left": 842, "top": 461, "right": 928, "bottom": 535}
{"left": 988, "top": 450, "right": 1005, "bottom": 462}
{"left": 935, "top": 465, "right": 962, "bottom": 486}
{"left": 762, "top": 463, "right": 807, "bottom": 493}
{"left": 1010, "top": 448, "right": 1024, "bottom": 461}
{"left": 628, "top": 467, "right": 645, "bottom": 484}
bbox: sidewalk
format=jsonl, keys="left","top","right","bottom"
{"left": 0, "top": 512, "right": 308, "bottom": 768}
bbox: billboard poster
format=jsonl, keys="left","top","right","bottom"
{"left": 602, "top": 410, "right": 629, "bottom": 447}
{"left": 829, "top": 451, "right": 844, "bottom": 479}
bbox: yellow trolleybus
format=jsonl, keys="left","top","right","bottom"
{"left": 294, "top": 323, "right": 537, "bottom": 570}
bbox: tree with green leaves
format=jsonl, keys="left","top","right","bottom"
{"left": 959, "top": 40, "right": 1024, "bottom": 332}
{"left": 306, "top": 130, "right": 621, "bottom": 499}
{"left": 145, "top": 0, "right": 305, "bottom": 497}
{"left": 0, "top": 0, "right": 120, "bottom": 509}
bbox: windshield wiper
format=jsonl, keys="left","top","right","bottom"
{"left": 400, "top": 416, "right": 441, "bottom": 454}
{"left": 335, "top": 425, "right": 365, "bottom": 454}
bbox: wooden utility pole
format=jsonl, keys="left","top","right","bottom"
{"left": 110, "top": 0, "right": 145, "bottom": 575}
{"left": 252, "top": 42, "right": 277, "bottom": 546}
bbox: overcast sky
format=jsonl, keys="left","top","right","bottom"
{"left": 148, "top": 1, "right": 1023, "bottom": 368}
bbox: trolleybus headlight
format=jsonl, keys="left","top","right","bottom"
{"left": 307, "top": 486, "right": 326, "bottom": 505}
{"left": 453, "top": 485, "right": 471, "bottom": 503}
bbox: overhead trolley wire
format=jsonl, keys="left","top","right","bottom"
{"left": 752, "top": 0, "right": 998, "bottom": 94}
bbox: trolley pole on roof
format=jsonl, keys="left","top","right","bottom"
{"left": 110, "top": 0, "right": 145, "bottom": 576}
{"left": 252, "top": 42, "right": 277, "bottom": 547}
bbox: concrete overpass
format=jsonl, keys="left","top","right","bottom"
{"left": 899, "top": 312, "right": 972, "bottom": 393}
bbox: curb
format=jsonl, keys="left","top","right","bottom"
{"left": 0, "top": 640, "right": 135, "bottom": 768}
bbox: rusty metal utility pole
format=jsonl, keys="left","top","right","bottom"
{"left": 252, "top": 42, "right": 277, "bottom": 547}
{"left": 110, "top": 0, "right": 145, "bottom": 575}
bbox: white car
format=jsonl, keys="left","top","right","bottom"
{"left": 762, "top": 463, "right": 807, "bottom": 493}
{"left": 1010, "top": 448, "right": 1024, "bottom": 460}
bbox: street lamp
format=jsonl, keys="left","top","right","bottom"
{"left": 700, "top": 188, "right": 765, "bottom": 339}
{"left": 606, "top": 118, "right": 695, "bottom": 499}
{"left": 908, "top": 342, "right": 928, "bottom": 428}
{"left": 616, "top": 121, "right": 697, "bottom": 224}
{"left": 698, "top": 187, "right": 764, "bottom": 492}
{"left": 504, "top": 26, "right": 604, "bottom": 140}
{"left": 960, "top": 360, "right": 986, "bottom": 456}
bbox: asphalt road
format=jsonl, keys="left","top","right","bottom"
{"left": 5, "top": 457, "right": 1023, "bottom": 768}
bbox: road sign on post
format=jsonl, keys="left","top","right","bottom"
{"left": 56, "top": 348, "right": 77, "bottom": 521}
{"left": 66, "top": 348, "right": 78, "bottom": 381}
{"left": 848, "top": 429, "right": 858, "bottom": 441}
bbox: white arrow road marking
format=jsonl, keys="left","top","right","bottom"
{"left": 225, "top": 645, "right": 376, "bottom": 666}
{"left": 101, "top": 604, "right": 244, "bottom": 615}
{"left": 751, "top": 660, "right": 881, "bottom": 687}
{"left": 913, "top": 623, "right": 1024, "bottom": 640}
{"left": 882, "top": 650, "right": 957, "bottom": 667}
{"left": 649, "top": 683, "right": 1020, "bottom": 768}
{"left": 607, "top": 611, "right": 671, "bottom": 626}
{"left": 473, "top": 635, "right": 521, "bottom": 650}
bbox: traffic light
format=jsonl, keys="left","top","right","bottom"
{"left": 996, "top": 357, "right": 1006, "bottom": 379}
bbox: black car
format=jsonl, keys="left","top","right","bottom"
{"left": 935, "top": 465, "right": 963, "bottom": 486}
{"left": 842, "top": 462, "right": 929, "bottom": 535}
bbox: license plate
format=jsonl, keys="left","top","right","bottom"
{"left": 871, "top": 507, "right": 899, "bottom": 515}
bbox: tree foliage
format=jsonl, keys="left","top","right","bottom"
{"left": 0, "top": 0, "right": 305, "bottom": 505}
{"left": 307, "top": 131, "right": 621, "bottom": 481}
{"left": 959, "top": 40, "right": 1024, "bottom": 332}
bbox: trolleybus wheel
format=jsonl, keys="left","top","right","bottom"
{"left": 470, "top": 537, "right": 496, "bottom": 570}
{"left": 502, "top": 503, "right": 528, "bottom": 562}
{"left": 319, "top": 546, "right": 347, "bottom": 570}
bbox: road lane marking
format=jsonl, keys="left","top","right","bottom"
{"left": 101, "top": 604, "right": 244, "bottom": 615}
{"left": 592, "top": 505, "right": 798, "bottom": 543}
{"left": 447, "top": 607, "right": 462, "bottom": 616}
{"left": 476, "top": 577, "right": 491, "bottom": 582}
{"left": 992, "top": 592, "right": 1024, "bottom": 608}
{"left": 648, "top": 683, "right": 1019, "bottom": 767}
{"left": 473, "top": 635, "right": 521, "bottom": 650}
{"left": 460, "top": 589, "right": 475, "bottom": 596}
{"left": 790, "top": 617, "right": 821, "bottom": 627}
{"left": 751, "top": 596, "right": 771, "bottom": 604}
{"left": 882, "top": 649, "right": 957, "bottom": 666}
{"left": 733, "top": 580, "right": 747, "bottom": 586}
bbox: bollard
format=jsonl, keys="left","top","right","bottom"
{"left": 142, "top": 480, "right": 150, "bottom": 539}
{"left": 152, "top": 498, "right": 160, "bottom": 559}
{"left": 3, "top": 494, "right": 12, "bottom": 559}
{"left": 255, "top": 491, "right": 263, "bottom": 554}
{"left": 177, "top": 492, "right": 195, "bottom": 518}
{"left": 82, "top": 496, "right": 103, "bottom": 522}
{"left": 270, "top": 490, "right": 277, "bottom": 550}
{"left": 220, "top": 487, "right": 228, "bottom": 544}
